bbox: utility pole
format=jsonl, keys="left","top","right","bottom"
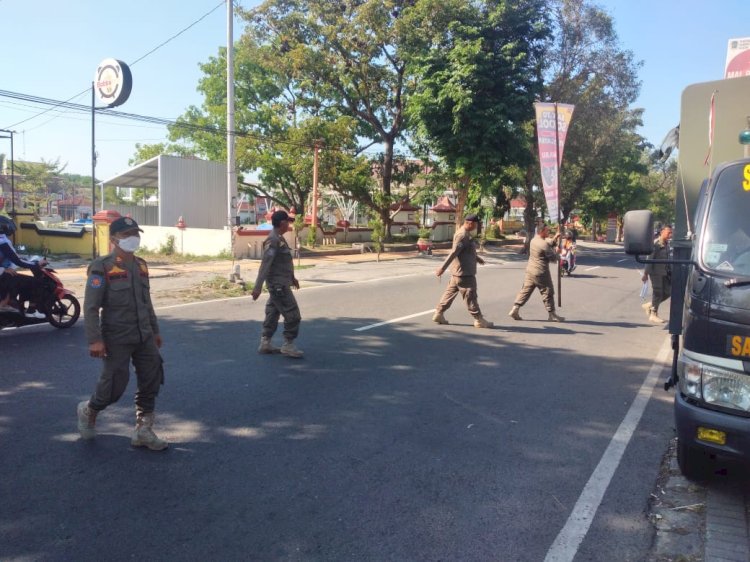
{"left": 227, "top": 0, "right": 237, "bottom": 229}
{"left": 0, "top": 129, "right": 15, "bottom": 215}
{"left": 312, "top": 141, "right": 320, "bottom": 234}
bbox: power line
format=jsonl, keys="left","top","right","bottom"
{"left": 3, "top": 1, "right": 226, "bottom": 130}
{"left": 0, "top": 88, "right": 320, "bottom": 150}
{"left": 129, "top": 0, "right": 225, "bottom": 67}
{"left": 0, "top": 88, "right": 418, "bottom": 159}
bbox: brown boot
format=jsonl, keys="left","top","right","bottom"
{"left": 280, "top": 339, "right": 304, "bottom": 358}
{"left": 648, "top": 308, "right": 666, "bottom": 323}
{"left": 473, "top": 315, "right": 494, "bottom": 329}
{"left": 432, "top": 311, "right": 449, "bottom": 325}
{"left": 258, "top": 336, "right": 280, "bottom": 354}
{"left": 548, "top": 310, "right": 565, "bottom": 322}
{"left": 132, "top": 412, "right": 168, "bottom": 451}
{"left": 77, "top": 401, "right": 97, "bottom": 440}
{"left": 508, "top": 305, "right": 522, "bottom": 320}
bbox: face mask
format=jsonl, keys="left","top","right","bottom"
{"left": 116, "top": 236, "right": 140, "bottom": 253}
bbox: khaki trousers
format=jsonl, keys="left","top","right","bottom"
{"left": 263, "top": 284, "right": 301, "bottom": 341}
{"left": 89, "top": 337, "right": 164, "bottom": 415}
{"left": 649, "top": 273, "right": 671, "bottom": 312}
{"left": 436, "top": 275, "right": 481, "bottom": 317}
{"left": 514, "top": 272, "right": 556, "bottom": 312}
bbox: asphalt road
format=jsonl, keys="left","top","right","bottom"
{"left": 1, "top": 243, "right": 676, "bottom": 561}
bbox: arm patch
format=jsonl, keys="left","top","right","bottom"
{"left": 88, "top": 274, "right": 105, "bottom": 289}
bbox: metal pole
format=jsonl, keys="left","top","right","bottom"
{"left": 227, "top": 0, "right": 237, "bottom": 229}
{"left": 9, "top": 131, "right": 15, "bottom": 215}
{"left": 312, "top": 142, "right": 319, "bottom": 236}
{"left": 91, "top": 82, "right": 97, "bottom": 259}
{"left": 555, "top": 103, "right": 562, "bottom": 308}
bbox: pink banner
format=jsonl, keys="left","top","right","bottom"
{"left": 534, "top": 103, "right": 575, "bottom": 223}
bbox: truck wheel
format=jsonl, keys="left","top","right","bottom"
{"left": 676, "top": 439, "right": 710, "bottom": 481}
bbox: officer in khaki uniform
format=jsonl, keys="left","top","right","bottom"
{"left": 432, "top": 214, "right": 493, "bottom": 328}
{"left": 77, "top": 216, "right": 167, "bottom": 450}
{"left": 252, "top": 210, "right": 303, "bottom": 358}
{"left": 508, "top": 224, "right": 565, "bottom": 322}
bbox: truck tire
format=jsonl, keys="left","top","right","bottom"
{"left": 676, "top": 439, "right": 710, "bottom": 481}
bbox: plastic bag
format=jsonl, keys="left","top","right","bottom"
{"left": 640, "top": 281, "right": 649, "bottom": 300}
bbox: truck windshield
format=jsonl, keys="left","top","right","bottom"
{"left": 701, "top": 162, "right": 750, "bottom": 277}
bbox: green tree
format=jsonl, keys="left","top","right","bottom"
{"left": 14, "top": 159, "right": 66, "bottom": 215}
{"left": 579, "top": 139, "right": 649, "bottom": 240}
{"left": 543, "top": 0, "right": 644, "bottom": 224}
{"left": 158, "top": 26, "right": 372, "bottom": 218}
{"left": 404, "top": 0, "right": 551, "bottom": 225}
{"left": 243, "top": 0, "right": 415, "bottom": 237}
{"left": 642, "top": 153, "right": 677, "bottom": 226}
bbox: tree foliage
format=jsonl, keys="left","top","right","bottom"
{"left": 544, "top": 0, "right": 643, "bottom": 223}
{"left": 239, "top": 0, "right": 416, "bottom": 235}
{"left": 403, "top": 0, "right": 551, "bottom": 224}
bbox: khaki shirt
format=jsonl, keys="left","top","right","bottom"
{"left": 254, "top": 229, "right": 295, "bottom": 288}
{"left": 84, "top": 252, "right": 159, "bottom": 345}
{"left": 526, "top": 235, "right": 558, "bottom": 278}
{"left": 438, "top": 227, "right": 478, "bottom": 277}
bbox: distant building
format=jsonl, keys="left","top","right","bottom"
{"left": 100, "top": 155, "right": 233, "bottom": 229}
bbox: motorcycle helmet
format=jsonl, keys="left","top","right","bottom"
{"left": 564, "top": 230, "right": 573, "bottom": 239}
{"left": 0, "top": 215, "right": 16, "bottom": 235}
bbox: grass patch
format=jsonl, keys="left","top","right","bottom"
{"left": 177, "top": 275, "right": 254, "bottom": 301}
{"left": 135, "top": 250, "right": 233, "bottom": 265}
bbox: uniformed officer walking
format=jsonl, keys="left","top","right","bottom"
{"left": 641, "top": 225, "right": 672, "bottom": 323}
{"left": 432, "top": 214, "right": 494, "bottom": 328}
{"left": 252, "top": 210, "right": 304, "bottom": 358}
{"left": 508, "top": 224, "right": 565, "bottom": 322}
{"left": 77, "top": 217, "right": 168, "bottom": 450}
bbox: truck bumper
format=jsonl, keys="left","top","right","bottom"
{"left": 675, "top": 391, "right": 750, "bottom": 461}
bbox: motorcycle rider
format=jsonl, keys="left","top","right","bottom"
{"left": 560, "top": 231, "right": 576, "bottom": 274}
{"left": 0, "top": 216, "right": 46, "bottom": 318}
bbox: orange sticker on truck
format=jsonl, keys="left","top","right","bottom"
{"left": 728, "top": 335, "right": 750, "bottom": 357}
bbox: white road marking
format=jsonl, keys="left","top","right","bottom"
{"left": 543, "top": 336, "right": 671, "bottom": 562}
{"left": 585, "top": 266, "right": 600, "bottom": 271}
{"left": 354, "top": 309, "right": 434, "bottom": 332}
{"left": 617, "top": 258, "right": 629, "bottom": 263}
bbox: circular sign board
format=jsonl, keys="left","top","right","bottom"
{"left": 94, "top": 58, "right": 132, "bottom": 107}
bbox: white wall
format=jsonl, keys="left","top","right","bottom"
{"left": 141, "top": 225, "right": 232, "bottom": 256}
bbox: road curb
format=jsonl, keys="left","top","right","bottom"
{"left": 705, "top": 484, "right": 749, "bottom": 561}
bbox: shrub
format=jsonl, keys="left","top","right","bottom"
{"left": 306, "top": 227, "right": 317, "bottom": 248}
{"left": 159, "top": 235, "right": 176, "bottom": 255}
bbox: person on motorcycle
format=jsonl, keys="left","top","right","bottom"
{"left": 560, "top": 231, "right": 576, "bottom": 274}
{"left": 0, "top": 216, "right": 46, "bottom": 318}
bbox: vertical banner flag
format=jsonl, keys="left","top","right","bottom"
{"left": 534, "top": 103, "right": 575, "bottom": 223}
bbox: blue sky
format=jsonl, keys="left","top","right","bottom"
{"left": 1, "top": 0, "right": 749, "bottom": 181}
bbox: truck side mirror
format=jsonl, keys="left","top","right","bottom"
{"left": 623, "top": 210, "right": 654, "bottom": 255}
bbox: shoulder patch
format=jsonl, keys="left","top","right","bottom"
{"left": 88, "top": 274, "right": 104, "bottom": 289}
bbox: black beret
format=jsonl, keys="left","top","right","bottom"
{"left": 464, "top": 214, "right": 480, "bottom": 223}
{"left": 271, "top": 210, "right": 290, "bottom": 226}
{"left": 110, "top": 216, "right": 143, "bottom": 236}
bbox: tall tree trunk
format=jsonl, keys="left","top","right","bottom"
{"left": 382, "top": 138, "right": 395, "bottom": 242}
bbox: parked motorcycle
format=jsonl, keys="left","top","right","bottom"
{"left": 0, "top": 261, "right": 80, "bottom": 329}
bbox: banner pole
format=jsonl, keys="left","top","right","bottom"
{"left": 555, "top": 103, "right": 562, "bottom": 308}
